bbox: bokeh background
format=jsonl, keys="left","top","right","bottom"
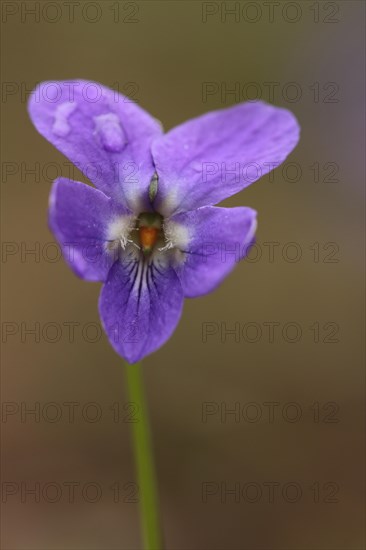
{"left": 1, "top": 1, "right": 365, "bottom": 549}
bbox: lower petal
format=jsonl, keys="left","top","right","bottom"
{"left": 99, "top": 254, "right": 184, "bottom": 363}
{"left": 170, "top": 206, "right": 257, "bottom": 297}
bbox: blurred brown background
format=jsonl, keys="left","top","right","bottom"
{"left": 1, "top": 1, "right": 365, "bottom": 549}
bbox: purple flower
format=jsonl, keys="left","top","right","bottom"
{"left": 28, "top": 80, "right": 300, "bottom": 363}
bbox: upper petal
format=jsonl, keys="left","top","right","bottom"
{"left": 49, "top": 177, "right": 130, "bottom": 282}
{"left": 152, "top": 101, "right": 300, "bottom": 215}
{"left": 169, "top": 206, "right": 257, "bottom": 297}
{"left": 99, "top": 253, "right": 184, "bottom": 363}
{"left": 28, "top": 80, "right": 163, "bottom": 211}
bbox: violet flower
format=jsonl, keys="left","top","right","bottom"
{"left": 28, "top": 80, "right": 299, "bottom": 363}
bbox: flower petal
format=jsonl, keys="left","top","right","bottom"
{"left": 170, "top": 206, "right": 257, "bottom": 297}
{"left": 99, "top": 254, "right": 184, "bottom": 363}
{"left": 49, "top": 177, "right": 129, "bottom": 281}
{"left": 28, "top": 80, "right": 162, "bottom": 211}
{"left": 152, "top": 101, "right": 300, "bottom": 215}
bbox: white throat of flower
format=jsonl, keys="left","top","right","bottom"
{"left": 106, "top": 212, "right": 190, "bottom": 267}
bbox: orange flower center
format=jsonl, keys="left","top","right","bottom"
{"left": 139, "top": 226, "right": 159, "bottom": 252}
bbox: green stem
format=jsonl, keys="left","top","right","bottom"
{"left": 125, "top": 361, "right": 163, "bottom": 550}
